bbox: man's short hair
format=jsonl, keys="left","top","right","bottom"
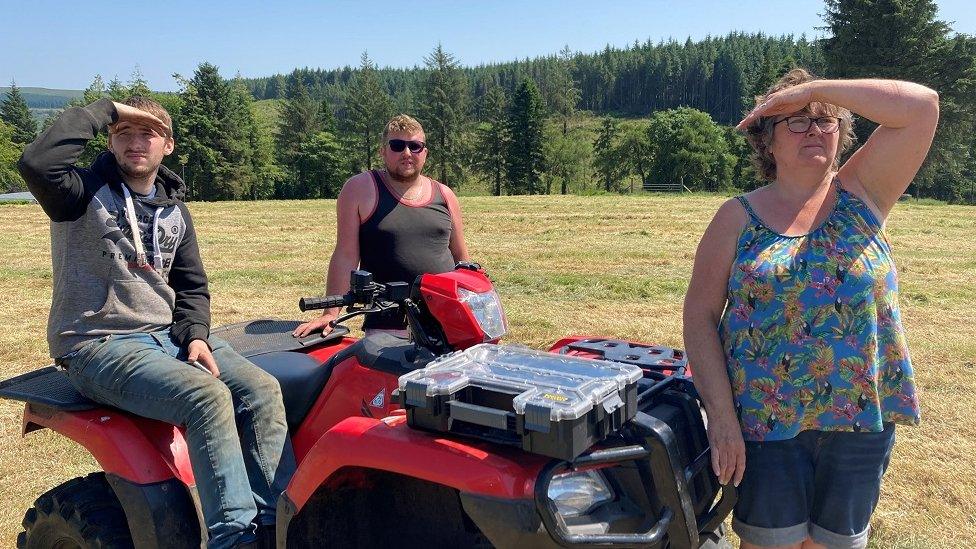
{"left": 121, "top": 95, "right": 173, "bottom": 138}
{"left": 381, "top": 114, "right": 424, "bottom": 145}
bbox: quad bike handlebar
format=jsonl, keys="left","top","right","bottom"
{"left": 298, "top": 269, "right": 439, "bottom": 347}
{"left": 298, "top": 270, "right": 410, "bottom": 313}
{"left": 299, "top": 263, "right": 486, "bottom": 313}
{"left": 298, "top": 294, "right": 352, "bottom": 312}
{"left": 298, "top": 266, "right": 485, "bottom": 356}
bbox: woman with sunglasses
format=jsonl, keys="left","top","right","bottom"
{"left": 683, "top": 69, "right": 938, "bottom": 549}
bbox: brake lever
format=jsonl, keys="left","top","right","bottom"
{"left": 331, "top": 300, "right": 399, "bottom": 326}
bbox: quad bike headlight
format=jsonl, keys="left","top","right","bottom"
{"left": 457, "top": 288, "right": 507, "bottom": 340}
{"left": 547, "top": 470, "right": 614, "bottom": 517}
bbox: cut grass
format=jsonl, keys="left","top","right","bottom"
{"left": 1, "top": 195, "right": 974, "bottom": 547}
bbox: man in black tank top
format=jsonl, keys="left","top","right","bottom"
{"left": 294, "top": 114, "right": 470, "bottom": 337}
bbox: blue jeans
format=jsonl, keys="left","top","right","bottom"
{"left": 63, "top": 330, "right": 296, "bottom": 549}
{"left": 732, "top": 424, "right": 896, "bottom": 549}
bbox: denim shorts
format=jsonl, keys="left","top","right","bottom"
{"left": 732, "top": 423, "right": 896, "bottom": 549}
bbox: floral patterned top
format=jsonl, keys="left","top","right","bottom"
{"left": 719, "top": 182, "right": 920, "bottom": 441}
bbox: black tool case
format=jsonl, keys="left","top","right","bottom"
{"left": 397, "top": 343, "right": 644, "bottom": 460}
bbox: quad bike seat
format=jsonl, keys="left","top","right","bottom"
{"left": 248, "top": 349, "right": 351, "bottom": 429}
{"left": 0, "top": 323, "right": 431, "bottom": 431}
{"left": 241, "top": 331, "right": 435, "bottom": 428}
{"left": 213, "top": 319, "right": 350, "bottom": 428}
{"left": 348, "top": 331, "right": 435, "bottom": 375}
{"left": 0, "top": 356, "right": 340, "bottom": 431}
{"left": 246, "top": 331, "right": 430, "bottom": 429}
{"left": 211, "top": 319, "right": 347, "bottom": 359}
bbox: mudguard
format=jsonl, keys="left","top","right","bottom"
{"left": 282, "top": 414, "right": 548, "bottom": 511}
{"left": 23, "top": 402, "right": 194, "bottom": 485}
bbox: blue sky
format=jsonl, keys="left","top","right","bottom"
{"left": 2, "top": 0, "right": 974, "bottom": 91}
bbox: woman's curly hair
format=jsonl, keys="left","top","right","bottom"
{"left": 745, "top": 68, "right": 857, "bottom": 181}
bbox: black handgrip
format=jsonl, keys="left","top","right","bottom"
{"left": 299, "top": 294, "right": 350, "bottom": 312}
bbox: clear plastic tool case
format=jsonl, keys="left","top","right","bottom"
{"left": 398, "top": 344, "right": 643, "bottom": 460}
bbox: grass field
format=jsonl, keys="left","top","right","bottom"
{"left": 1, "top": 194, "right": 974, "bottom": 547}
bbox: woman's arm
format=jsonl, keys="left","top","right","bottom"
{"left": 826, "top": 79, "right": 939, "bottom": 218}
{"left": 739, "top": 79, "right": 939, "bottom": 219}
{"left": 683, "top": 199, "right": 748, "bottom": 486}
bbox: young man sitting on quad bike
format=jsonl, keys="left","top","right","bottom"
{"left": 293, "top": 114, "right": 470, "bottom": 339}
{"left": 17, "top": 96, "right": 295, "bottom": 549}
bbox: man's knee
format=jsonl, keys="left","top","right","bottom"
{"left": 239, "top": 367, "right": 286, "bottom": 415}
{"left": 182, "top": 377, "right": 236, "bottom": 424}
{"left": 251, "top": 367, "right": 283, "bottom": 397}
{"left": 213, "top": 349, "right": 285, "bottom": 400}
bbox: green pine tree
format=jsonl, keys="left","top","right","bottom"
{"left": 343, "top": 52, "right": 393, "bottom": 171}
{"left": 505, "top": 78, "right": 546, "bottom": 195}
{"left": 107, "top": 76, "right": 129, "bottom": 101}
{"left": 472, "top": 86, "right": 509, "bottom": 196}
{"left": 593, "top": 117, "right": 622, "bottom": 192}
{"left": 265, "top": 74, "right": 287, "bottom": 99}
{"left": 276, "top": 72, "right": 349, "bottom": 198}
{"left": 320, "top": 98, "right": 337, "bottom": 135}
{"left": 709, "top": 49, "right": 747, "bottom": 124}
{"left": 128, "top": 66, "right": 153, "bottom": 97}
{"left": 177, "top": 63, "right": 237, "bottom": 200}
{"left": 277, "top": 73, "right": 325, "bottom": 166}
{"left": 222, "top": 75, "right": 271, "bottom": 200}
{"left": 1, "top": 82, "right": 37, "bottom": 145}
{"left": 746, "top": 49, "right": 780, "bottom": 109}
{"left": 823, "top": 0, "right": 976, "bottom": 202}
{"left": 549, "top": 46, "right": 581, "bottom": 136}
{"left": 294, "top": 131, "right": 346, "bottom": 199}
{"left": 419, "top": 44, "right": 470, "bottom": 188}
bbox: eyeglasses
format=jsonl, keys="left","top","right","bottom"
{"left": 388, "top": 139, "right": 426, "bottom": 153}
{"left": 773, "top": 116, "right": 840, "bottom": 134}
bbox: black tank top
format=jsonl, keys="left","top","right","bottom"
{"left": 359, "top": 170, "right": 456, "bottom": 330}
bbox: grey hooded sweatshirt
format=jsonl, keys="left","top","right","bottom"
{"left": 18, "top": 98, "right": 211, "bottom": 358}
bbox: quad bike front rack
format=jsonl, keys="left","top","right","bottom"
{"left": 533, "top": 379, "right": 736, "bottom": 549}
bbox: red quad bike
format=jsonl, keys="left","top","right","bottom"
{"left": 1, "top": 263, "right": 735, "bottom": 549}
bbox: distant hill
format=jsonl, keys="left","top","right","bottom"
{"left": 0, "top": 87, "right": 83, "bottom": 109}
{"left": 1, "top": 87, "right": 84, "bottom": 129}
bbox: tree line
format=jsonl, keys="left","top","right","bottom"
{"left": 2, "top": 0, "right": 974, "bottom": 203}
{"left": 243, "top": 35, "right": 823, "bottom": 126}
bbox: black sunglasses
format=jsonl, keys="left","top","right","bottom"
{"left": 388, "top": 139, "right": 426, "bottom": 153}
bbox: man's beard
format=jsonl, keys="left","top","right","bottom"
{"left": 116, "top": 153, "right": 160, "bottom": 180}
{"left": 386, "top": 161, "right": 421, "bottom": 182}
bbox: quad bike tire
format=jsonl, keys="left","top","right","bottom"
{"left": 18, "top": 472, "right": 134, "bottom": 549}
